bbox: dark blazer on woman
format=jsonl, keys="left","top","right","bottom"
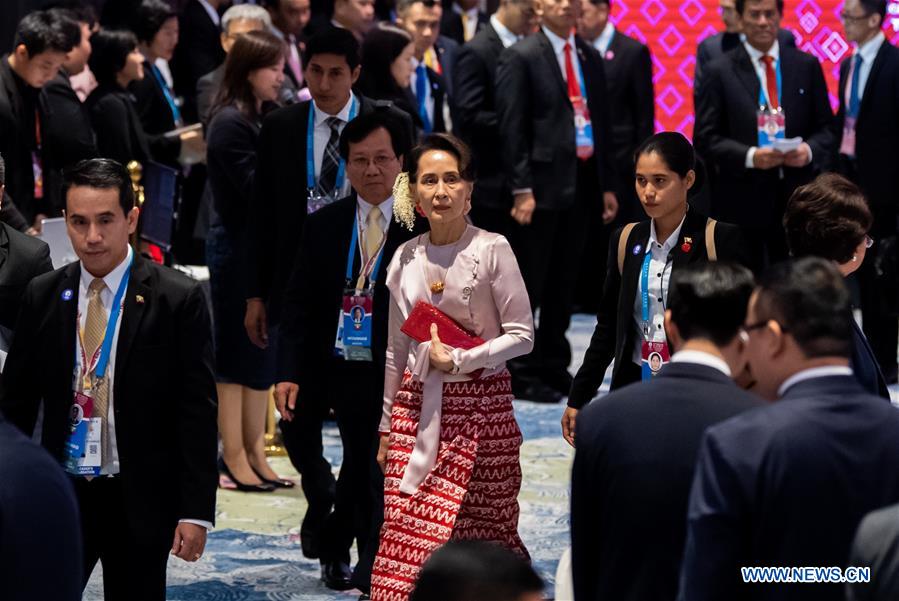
{"left": 130, "top": 61, "right": 182, "bottom": 165}
{"left": 568, "top": 208, "right": 754, "bottom": 408}
{"left": 206, "top": 105, "right": 259, "bottom": 232}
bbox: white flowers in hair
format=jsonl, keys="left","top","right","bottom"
{"left": 392, "top": 172, "right": 416, "bottom": 231}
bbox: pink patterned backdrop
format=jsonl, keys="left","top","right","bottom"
{"left": 608, "top": 0, "right": 899, "bottom": 137}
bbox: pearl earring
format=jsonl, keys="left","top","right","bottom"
{"left": 852, "top": 255, "right": 858, "bottom": 262}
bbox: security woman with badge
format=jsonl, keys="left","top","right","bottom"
{"left": 562, "top": 133, "right": 755, "bottom": 446}
{"left": 274, "top": 109, "right": 420, "bottom": 595}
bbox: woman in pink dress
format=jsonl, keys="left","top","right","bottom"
{"left": 370, "top": 134, "right": 534, "bottom": 601}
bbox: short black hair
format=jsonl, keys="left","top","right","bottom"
{"left": 14, "top": 9, "right": 79, "bottom": 57}
{"left": 63, "top": 159, "right": 135, "bottom": 215}
{"left": 735, "top": 0, "right": 784, "bottom": 16}
{"left": 42, "top": 1, "right": 98, "bottom": 27}
{"left": 410, "top": 541, "right": 543, "bottom": 601}
{"left": 859, "top": 0, "right": 887, "bottom": 21}
{"left": 586, "top": 0, "right": 611, "bottom": 6}
{"left": 132, "top": 0, "right": 177, "bottom": 45}
{"left": 304, "top": 27, "right": 361, "bottom": 71}
{"left": 754, "top": 257, "right": 853, "bottom": 359}
{"left": 396, "top": 0, "right": 439, "bottom": 15}
{"left": 339, "top": 109, "right": 412, "bottom": 162}
{"left": 407, "top": 134, "right": 476, "bottom": 182}
{"left": 89, "top": 29, "right": 139, "bottom": 85}
{"left": 668, "top": 262, "right": 756, "bottom": 346}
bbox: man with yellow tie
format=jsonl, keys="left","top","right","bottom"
{"left": 0, "top": 158, "right": 218, "bottom": 600}
{"left": 275, "top": 109, "right": 421, "bottom": 596}
{"left": 440, "top": 0, "right": 489, "bottom": 45}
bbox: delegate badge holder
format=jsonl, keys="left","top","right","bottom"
{"left": 840, "top": 116, "right": 857, "bottom": 157}
{"left": 334, "top": 291, "right": 373, "bottom": 361}
{"left": 64, "top": 391, "right": 102, "bottom": 476}
{"left": 641, "top": 340, "right": 670, "bottom": 381}
{"left": 757, "top": 107, "right": 786, "bottom": 148}
{"left": 307, "top": 191, "right": 336, "bottom": 215}
{"left": 573, "top": 97, "right": 595, "bottom": 159}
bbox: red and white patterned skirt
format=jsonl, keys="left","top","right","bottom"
{"left": 369, "top": 369, "right": 528, "bottom": 601}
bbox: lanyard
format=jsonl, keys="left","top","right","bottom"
{"left": 78, "top": 255, "right": 133, "bottom": 382}
{"left": 570, "top": 42, "right": 589, "bottom": 103}
{"left": 150, "top": 63, "right": 182, "bottom": 125}
{"left": 345, "top": 210, "right": 386, "bottom": 291}
{"left": 306, "top": 97, "right": 358, "bottom": 194}
{"left": 640, "top": 249, "right": 671, "bottom": 339}
{"left": 758, "top": 56, "right": 782, "bottom": 110}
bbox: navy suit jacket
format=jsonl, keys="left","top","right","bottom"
{"left": 680, "top": 375, "right": 899, "bottom": 601}
{"left": 850, "top": 318, "right": 890, "bottom": 400}
{"left": 572, "top": 361, "right": 761, "bottom": 601}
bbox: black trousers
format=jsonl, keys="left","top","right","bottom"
{"left": 74, "top": 476, "right": 172, "bottom": 601}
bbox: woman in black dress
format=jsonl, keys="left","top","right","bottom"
{"left": 206, "top": 30, "right": 291, "bottom": 491}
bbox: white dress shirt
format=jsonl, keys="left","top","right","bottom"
{"left": 312, "top": 92, "right": 356, "bottom": 198}
{"left": 453, "top": 3, "right": 480, "bottom": 41}
{"left": 592, "top": 22, "right": 615, "bottom": 55}
{"left": 490, "top": 14, "right": 520, "bottom": 49}
{"left": 777, "top": 365, "right": 854, "bottom": 397}
{"left": 846, "top": 31, "right": 885, "bottom": 106}
{"left": 670, "top": 349, "right": 732, "bottom": 376}
{"left": 542, "top": 26, "right": 580, "bottom": 84}
{"left": 410, "top": 57, "right": 435, "bottom": 128}
{"left": 197, "top": 0, "right": 221, "bottom": 26}
{"left": 632, "top": 217, "right": 685, "bottom": 365}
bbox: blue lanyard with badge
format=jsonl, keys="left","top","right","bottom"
{"left": 306, "top": 98, "right": 357, "bottom": 214}
{"left": 640, "top": 250, "right": 671, "bottom": 380}
{"left": 756, "top": 58, "right": 785, "bottom": 148}
{"left": 571, "top": 48, "right": 595, "bottom": 161}
{"left": 64, "top": 256, "right": 133, "bottom": 476}
{"left": 334, "top": 208, "right": 386, "bottom": 361}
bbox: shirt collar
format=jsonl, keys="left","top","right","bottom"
{"left": 856, "top": 31, "right": 885, "bottom": 64}
{"left": 490, "top": 14, "right": 520, "bottom": 48}
{"left": 743, "top": 38, "right": 780, "bottom": 63}
{"left": 777, "top": 365, "right": 854, "bottom": 397}
{"left": 542, "top": 26, "right": 576, "bottom": 55}
{"left": 670, "top": 350, "right": 732, "bottom": 377}
{"left": 648, "top": 214, "right": 686, "bottom": 254}
{"left": 313, "top": 91, "right": 355, "bottom": 125}
{"left": 453, "top": 3, "right": 479, "bottom": 18}
{"left": 197, "top": 0, "right": 221, "bottom": 26}
{"left": 357, "top": 195, "right": 394, "bottom": 225}
{"left": 80, "top": 245, "right": 133, "bottom": 297}
{"left": 593, "top": 22, "right": 615, "bottom": 54}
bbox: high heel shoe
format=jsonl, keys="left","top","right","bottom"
{"left": 218, "top": 457, "right": 276, "bottom": 492}
{"left": 250, "top": 465, "right": 296, "bottom": 489}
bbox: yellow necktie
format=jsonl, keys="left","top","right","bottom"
{"left": 358, "top": 207, "right": 384, "bottom": 289}
{"left": 84, "top": 278, "right": 110, "bottom": 464}
{"left": 461, "top": 13, "right": 472, "bottom": 42}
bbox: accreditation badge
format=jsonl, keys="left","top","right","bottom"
{"left": 840, "top": 117, "right": 857, "bottom": 157}
{"left": 63, "top": 391, "right": 102, "bottom": 476}
{"left": 335, "top": 290, "right": 374, "bottom": 361}
{"left": 573, "top": 97, "right": 595, "bottom": 160}
{"left": 641, "top": 340, "right": 670, "bottom": 381}
{"left": 757, "top": 107, "right": 786, "bottom": 148}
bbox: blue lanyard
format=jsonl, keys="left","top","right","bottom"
{"left": 345, "top": 210, "right": 386, "bottom": 290}
{"left": 90, "top": 254, "right": 133, "bottom": 380}
{"left": 307, "top": 97, "right": 358, "bottom": 194}
{"left": 640, "top": 251, "right": 652, "bottom": 333}
{"left": 571, "top": 42, "right": 589, "bottom": 103}
{"left": 149, "top": 64, "right": 182, "bottom": 125}
{"left": 758, "top": 56, "right": 782, "bottom": 109}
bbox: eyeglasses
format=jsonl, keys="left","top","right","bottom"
{"left": 840, "top": 12, "right": 870, "bottom": 22}
{"left": 348, "top": 155, "right": 398, "bottom": 169}
{"left": 741, "top": 319, "right": 789, "bottom": 337}
{"left": 865, "top": 235, "right": 874, "bottom": 249}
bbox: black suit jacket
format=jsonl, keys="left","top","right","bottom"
{"left": 453, "top": 23, "right": 508, "bottom": 209}
{"left": 680, "top": 375, "right": 899, "bottom": 601}
{"left": 439, "top": 8, "right": 488, "bottom": 46}
{"left": 277, "top": 195, "right": 425, "bottom": 405}
{"left": 0, "top": 222, "right": 52, "bottom": 333}
{"left": 834, "top": 40, "right": 899, "bottom": 235}
{"left": 496, "top": 30, "right": 616, "bottom": 210}
{"left": 130, "top": 60, "right": 182, "bottom": 166}
{"left": 196, "top": 64, "right": 224, "bottom": 129}
{"left": 38, "top": 70, "right": 98, "bottom": 215}
{"left": 86, "top": 83, "right": 171, "bottom": 167}
{"left": 248, "top": 95, "right": 413, "bottom": 323}
{"left": 572, "top": 362, "right": 761, "bottom": 601}
{"left": 411, "top": 65, "right": 449, "bottom": 134}
{"left": 694, "top": 43, "right": 834, "bottom": 230}
{"left": 694, "top": 28, "right": 796, "bottom": 101}
{"left": 850, "top": 317, "right": 890, "bottom": 399}
{"left": 434, "top": 35, "right": 459, "bottom": 97}
{"left": 172, "top": 0, "right": 225, "bottom": 124}
{"left": 0, "top": 257, "right": 218, "bottom": 535}
{"left": 0, "top": 55, "right": 40, "bottom": 223}
{"left": 568, "top": 209, "right": 754, "bottom": 407}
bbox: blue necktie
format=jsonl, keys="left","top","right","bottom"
{"left": 848, "top": 53, "right": 863, "bottom": 118}
{"left": 415, "top": 63, "right": 432, "bottom": 134}
{"left": 150, "top": 63, "right": 182, "bottom": 125}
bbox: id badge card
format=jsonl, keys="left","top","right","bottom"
{"left": 840, "top": 116, "right": 857, "bottom": 157}
{"left": 573, "top": 97, "right": 595, "bottom": 160}
{"left": 307, "top": 191, "right": 335, "bottom": 215}
{"left": 338, "top": 291, "right": 374, "bottom": 361}
{"left": 757, "top": 108, "right": 786, "bottom": 148}
{"left": 641, "top": 340, "right": 670, "bottom": 381}
{"left": 32, "top": 151, "right": 43, "bottom": 199}
{"left": 64, "top": 391, "right": 102, "bottom": 476}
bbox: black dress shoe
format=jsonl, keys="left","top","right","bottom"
{"left": 321, "top": 560, "right": 353, "bottom": 591}
{"left": 520, "top": 382, "right": 564, "bottom": 404}
{"left": 250, "top": 466, "right": 296, "bottom": 489}
{"left": 358, "top": 594, "right": 371, "bottom": 600}
{"left": 218, "top": 458, "right": 276, "bottom": 492}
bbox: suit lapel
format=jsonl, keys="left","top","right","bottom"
{"left": 671, "top": 209, "right": 705, "bottom": 271}
{"left": 113, "top": 257, "right": 151, "bottom": 402}
{"left": 859, "top": 42, "right": 889, "bottom": 120}
{"left": 732, "top": 46, "right": 761, "bottom": 106}
{"left": 57, "top": 262, "right": 81, "bottom": 378}
{"left": 778, "top": 47, "right": 798, "bottom": 114}
{"left": 538, "top": 31, "right": 569, "bottom": 102}
{"left": 621, "top": 221, "right": 651, "bottom": 310}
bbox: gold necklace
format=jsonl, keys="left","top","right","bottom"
{"left": 426, "top": 236, "right": 462, "bottom": 294}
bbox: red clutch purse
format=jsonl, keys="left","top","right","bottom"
{"left": 400, "top": 301, "right": 485, "bottom": 349}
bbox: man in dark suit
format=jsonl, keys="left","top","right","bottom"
{"left": 0, "top": 159, "right": 218, "bottom": 600}
{"left": 39, "top": 8, "right": 98, "bottom": 220}
{"left": 440, "top": 0, "right": 488, "bottom": 44}
{"left": 397, "top": 0, "right": 451, "bottom": 133}
{"left": 694, "top": 0, "right": 834, "bottom": 264}
{"left": 266, "top": 0, "right": 312, "bottom": 100}
{"left": 0, "top": 153, "right": 53, "bottom": 357}
{"left": 496, "top": 0, "right": 618, "bottom": 402}
{"left": 0, "top": 415, "right": 82, "bottom": 601}
{"left": 679, "top": 258, "right": 899, "bottom": 601}
{"left": 172, "top": 0, "right": 227, "bottom": 125}
{"left": 572, "top": 262, "right": 761, "bottom": 601}
{"left": 246, "top": 27, "right": 414, "bottom": 563}
{"left": 0, "top": 10, "right": 78, "bottom": 229}
{"left": 276, "top": 110, "right": 421, "bottom": 594}
{"left": 835, "top": 0, "right": 899, "bottom": 383}
{"left": 453, "top": 0, "right": 535, "bottom": 236}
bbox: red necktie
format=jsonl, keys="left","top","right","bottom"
{"left": 563, "top": 42, "right": 582, "bottom": 103}
{"left": 761, "top": 55, "right": 779, "bottom": 110}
